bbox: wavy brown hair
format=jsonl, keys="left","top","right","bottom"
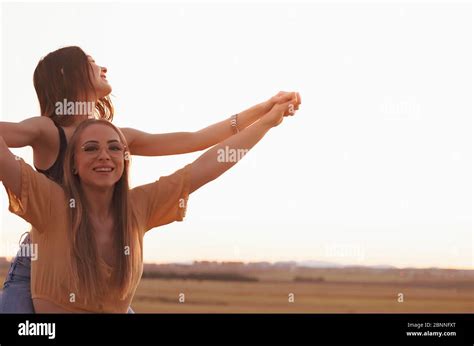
{"left": 62, "top": 119, "right": 137, "bottom": 303}
{"left": 33, "top": 46, "right": 113, "bottom": 126}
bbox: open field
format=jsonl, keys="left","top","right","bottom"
{"left": 1, "top": 259, "right": 473, "bottom": 313}
{"left": 131, "top": 263, "right": 474, "bottom": 313}
{"left": 132, "top": 278, "right": 473, "bottom": 313}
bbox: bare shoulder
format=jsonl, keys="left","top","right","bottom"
{"left": 30, "top": 116, "right": 57, "bottom": 143}
{"left": 20, "top": 115, "right": 54, "bottom": 126}
{"left": 16, "top": 116, "right": 57, "bottom": 141}
{"left": 33, "top": 116, "right": 56, "bottom": 132}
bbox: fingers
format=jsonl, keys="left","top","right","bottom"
{"left": 276, "top": 91, "right": 301, "bottom": 108}
{"left": 291, "top": 92, "right": 301, "bottom": 112}
{"left": 281, "top": 100, "right": 297, "bottom": 117}
{"left": 278, "top": 92, "right": 294, "bottom": 104}
{"left": 271, "top": 91, "right": 301, "bottom": 117}
{"left": 289, "top": 95, "right": 301, "bottom": 116}
{"left": 293, "top": 92, "right": 301, "bottom": 109}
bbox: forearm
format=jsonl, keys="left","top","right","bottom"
{"left": 192, "top": 92, "right": 299, "bottom": 151}
{"left": 192, "top": 101, "right": 269, "bottom": 151}
{"left": 124, "top": 101, "right": 269, "bottom": 156}
{"left": 189, "top": 119, "right": 272, "bottom": 193}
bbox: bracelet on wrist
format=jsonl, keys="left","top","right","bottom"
{"left": 230, "top": 114, "right": 239, "bottom": 134}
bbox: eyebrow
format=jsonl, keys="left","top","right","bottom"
{"left": 82, "top": 140, "right": 120, "bottom": 145}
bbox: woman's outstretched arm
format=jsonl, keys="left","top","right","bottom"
{"left": 122, "top": 91, "right": 300, "bottom": 156}
{"left": 188, "top": 98, "right": 298, "bottom": 194}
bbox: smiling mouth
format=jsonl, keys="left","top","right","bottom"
{"left": 93, "top": 167, "right": 114, "bottom": 173}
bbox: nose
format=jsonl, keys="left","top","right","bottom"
{"left": 101, "top": 66, "right": 107, "bottom": 74}
{"left": 96, "top": 147, "right": 111, "bottom": 160}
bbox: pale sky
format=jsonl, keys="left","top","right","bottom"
{"left": 0, "top": 1, "right": 472, "bottom": 269}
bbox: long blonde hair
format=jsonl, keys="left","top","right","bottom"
{"left": 62, "top": 119, "right": 137, "bottom": 302}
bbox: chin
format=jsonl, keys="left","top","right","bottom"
{"left": 94, "top": 181, "right": 118, "bottom": 190}
{"left": 96, "top": 84, "right": 112, "bottom": 98}
{"left": 83, "top": 178, "right": 119, "bottom": 190}
{"left": 101, "top": 88, "right": 112, "bottom": 98}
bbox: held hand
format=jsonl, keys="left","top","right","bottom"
{"left": 261, "top": 98, "right": 299, "bottom": 128}
{"left": 279, "top": 91, "right": 301, "bottom": 116}
{"left": 262, "top": 91, "right": 301, "bottom": 114}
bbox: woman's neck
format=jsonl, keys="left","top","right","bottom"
{"left": 82, "top": 185, "right": 114, "bottom": 222}
{"left": 69, "top": 114, "right": 91, "bottom": 126}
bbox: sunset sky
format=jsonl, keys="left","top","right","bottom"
{"left": 0, "top": 1, "right": 472, "bottom": 269}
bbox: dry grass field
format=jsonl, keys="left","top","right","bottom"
{"left": 1, "top": 259, "right": 472, "bottom": 313}
{"left": 132, "top": 278, "right": 473, "bottom": 313}
{"left": 131, "top": 264, "right": 474, "bottom": 313}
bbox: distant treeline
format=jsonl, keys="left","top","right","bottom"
{"left": 293, "top": 276, "right": 325, "bottom": 283}
{"left": 142, "top": 271, "right": 259, "bottom": 282}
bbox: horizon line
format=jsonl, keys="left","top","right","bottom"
{"left": 0, "top": 256, "right": 472, "bottom": 271}
{"left": 144, "top": 259, "right": 474, "bottom": 271}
